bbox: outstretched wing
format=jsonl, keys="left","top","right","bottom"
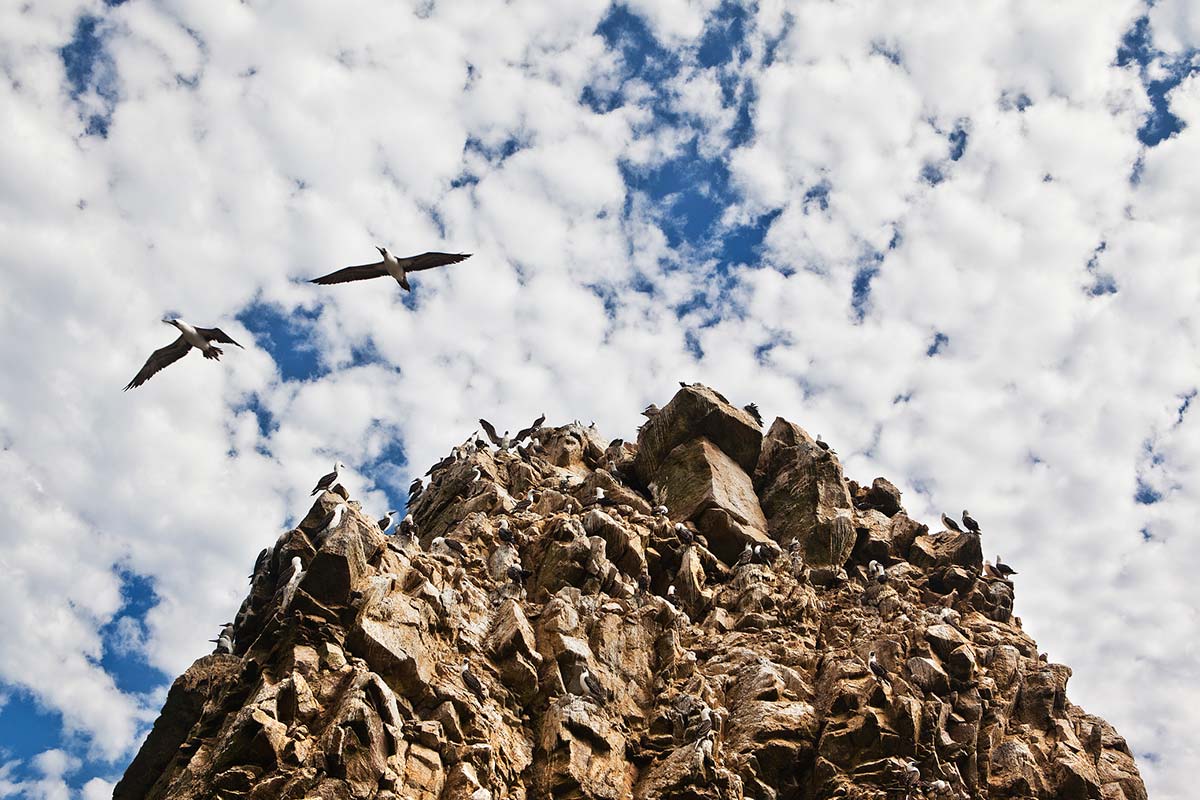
{"left": 515, "top": 413, "right": 545, "bottom": 443}
{"left": 196, "top": 327, "right": 244, "bottom": 348}
{"left": 401, "top": 252, "right": 472, "bottom": 273}
{"left": 123, "top": 336, "right": 190, "bottom": 391}
{"left": 309, "top": 262, "right": 388, "bottom": 285}
{"left": 479, "top": 418, "right": 501, "bottom": 446}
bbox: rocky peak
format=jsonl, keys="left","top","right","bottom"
{"left": 115, "top": 384, "right": 1146, "bottom": 800}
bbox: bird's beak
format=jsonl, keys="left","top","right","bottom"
{"left": 376, "top": 246, "right": 385, "bottom": 255}
{"left": 161, "top": 318, "right": 173, "bottom": 325}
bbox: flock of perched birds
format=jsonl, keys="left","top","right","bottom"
{"left": 123, "top": 246, "right": 471, "bottom": 390}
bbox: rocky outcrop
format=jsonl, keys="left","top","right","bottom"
{"left": 116, "top": 385, "right": 1145, "bottom": 800}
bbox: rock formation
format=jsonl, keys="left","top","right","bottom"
{"left": 115, "top": 385, "right": 1146, "bottom": 800}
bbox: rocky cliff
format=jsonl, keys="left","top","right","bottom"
{"left": 114, "top": 385, "right": 1146, "bottom": 800}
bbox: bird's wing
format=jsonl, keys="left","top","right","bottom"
{"left": 309, "top": 262, "right": 388, "bottom": 285}
{"left": 479, "top": 418, "right": 501, "bottom": 446}
{"left": 401, "top": 252, "right": 472, "bottom": 273}
{"left": 195, "top": 327, "right": 245, "bottom": 348}
{"left": 123, "top": 336, "right": 191, "bottom": 391}
{"left": 515, "top": 414, "right": 545, "bottom": 442}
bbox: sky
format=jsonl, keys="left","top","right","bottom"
{"left": 0, "top": 0, "right": 1197, "bottom": 796}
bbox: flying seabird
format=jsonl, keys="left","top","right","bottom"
{"left": 209, "top": 622, "right": 235, "bottom": 654}
{"left": 377, "top": 510, "right": 397, "bottom": 532}
{"left": 994, "top": 555, "right": 1017, "bottom": 578}
{"left": 868, "top": 650, "right": 890, "bottom": 687}
{"left": 961, "top": 510, "right": 981, "bottom": 534}
{"left": 123, "top": 318, "right": 244, "bottom": 391}
{"left": 868, "top": 560, "right": 888, "bottom": 583}
{"left": 743, "top": 403, "right": 762, "bottom": 426}
{"left": 460, "top": 659, "right": 487, "bottom": 701}
{"left": 941, "top": 513, "right": 963, "bottom": 533}
{"left": 310, "top": 462, "right": 346, "bottom": 496}
{"left": 310, "top": 247, "right": 471, "bottom": 291}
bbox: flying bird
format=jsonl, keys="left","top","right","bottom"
{"left": 516, "top": 414, "right": 546, "bottom": 442}
{"left": 309, "top": 247, "right": 471, "bottom": 291}
{"left": 961, "top": 510, "right": 981, "bottom": 534}
{"left": 941, "top": 513, "right": 963, "bottom": 533}
{"left": 123, "top": 319, "right": 244, "bottom": 391}
{"left": 310, "top": 462, "right": 347, "bottom": 496}
{"left": 479, "top": 418, "right": 514, "bottom": 450}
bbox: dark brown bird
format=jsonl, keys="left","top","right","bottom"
{"left": 961, "top": 510, "right": 981, "bottom": 534}
{"left": 941, "top": 512, "right": 963, "bottom": 533}
{"left": 310, "top": 247, "right": 471, "bottom": 291}
{"left": 124, "top": 318, "right": 244, "bottom": 391}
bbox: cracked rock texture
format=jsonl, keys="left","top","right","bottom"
{"left": 115, "top": 385, "right": 1146, "bottom": 800}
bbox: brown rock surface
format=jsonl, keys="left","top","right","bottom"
{"left": 118, "top": 384, "right": 1145, "bottom": 800}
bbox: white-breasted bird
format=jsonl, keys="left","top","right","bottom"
{"left": 310, "top": 247, "right": 471, "bottom": 292}
{"left": 311, "top": 462, "right": 346, "bottom": 496}
{"left": 124, "top": 318, "right": 244, "bottom": 391}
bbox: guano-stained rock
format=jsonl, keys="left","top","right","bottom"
{"left": 119, "top": 387, "right": 1145, "bottom": 800}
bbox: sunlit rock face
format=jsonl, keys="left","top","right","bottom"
{"left": 115, "top": 385, "right": 1146, "bottom": 800}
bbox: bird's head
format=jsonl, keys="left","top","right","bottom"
{"left": 162, "top": 318, "right": 179, "bottom": 327}
{"left": 376, "top": 246, "right": 388, "bottom": 257}
{"left": 962, "top": 509, "right": 970, "bottom": 516}
{"left": 386, "top": 510, "right": 397, "bottom": 517}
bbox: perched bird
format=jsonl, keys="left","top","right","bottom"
{"left": 666, "top": 584, "right": 677, "bottom": 601}
{"left": 516, "top": 414, "right": 546, "bottom": 443}
{"left": 479, "top": 419, "right": 517, "bottom": 451}
{"left": 642, "top": 403, "right": 660, "bottom": 419}
{"left": 315, "top": 503, "right": 347, "bottom": 540}
{"left": 497, "top": 518, "right": 515, "bottom": 543}
{"left": 248, "top": 546, "right": 271, "bottom": 583}
{"left": 376, "top": 510, "right": 397, "bottom": 532}
{"left": 124, "top": 318, "right": 244, "bottom": 391}
{"left": 994, "top": 554, "right": 1017, "bottom": 578}
{"left": 425, "top": 452, "right": 457, "bottom": 476}
{"left": 743, "top": 403, "right": 762, "bottom": 426}
{"left": 209, "top": 623, "right": 234, "bottom": 654}
{"left": 506, "top": 564, "right": 531, "bottom": 585}
{"left": 310, "top": 247, "right": 471, "bottom": 291}
{"left": 735, "top": 542, "right": 754, "bottom": 567}
{"left": 636, "top": 572, "right": 650, "bottom": 594}
{"left": 558, "top": 476, "right": 572, "bottom": 492}
{"left": 513, "top": 491, "right": 537, "bottom": 512}
{"left": 961, "top": 510, "right": 981, "bottom": 534}
{"left": 571, "top": 666, "right": 606, "bottom": 700}
{"left": 408, "top": 477, "right": 425, "bottom": 502}
{"left": 654, "top": 505, "right": 669, "bottom": 517}
{"left": 815, "top": 435, "right": 834, "bottom": 453}
{"left": 941, "top": 512, "right": 963, "bottom": 533}
{"left": 674, "top": 522, "right": 694, "bottom": 544}
{"left": 468, "top": 467, "right": 482, "bottom": 485}
{"left": 868, "top": 560, "right": 888, "bottom": 583}
{"left": 432, "top": 536, "right": 467, "bottom": 559}
{"left": 280, "top": 556, "right": 305, "bottom": 610}
{"left": 398, "top": 513, "right": 418, "bottom": 539}
{"left": 311, "top": 462, "right": 346, "bottom": 496}
{"left": 460, "top": 659, "right": 487, "bottom": 701}
{"left": 902, "top": 759, "right": 921, "bottom": 788}
{"left": 868, "top": 650, "right": 890, "bottom": 687}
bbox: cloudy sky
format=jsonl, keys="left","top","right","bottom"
{"left": 1, "top": 0, "right": 1197, "bottom": 796}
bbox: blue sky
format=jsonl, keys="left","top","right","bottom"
{"left": 1, "top": 0, "right": 1198, "bottom": 797}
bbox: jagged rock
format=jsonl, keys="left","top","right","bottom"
{"left": 756, "top": 418, "right": 853, "bottom": 552}
{"left": 634, "top": 384, "right": 763, "bottom": 482}
{"left": 120, "top": 389, "right": 1145, "bottom": 800}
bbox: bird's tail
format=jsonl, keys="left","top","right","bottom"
{"left": 203, "top": 345, "right": 224, "bottom": 360}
